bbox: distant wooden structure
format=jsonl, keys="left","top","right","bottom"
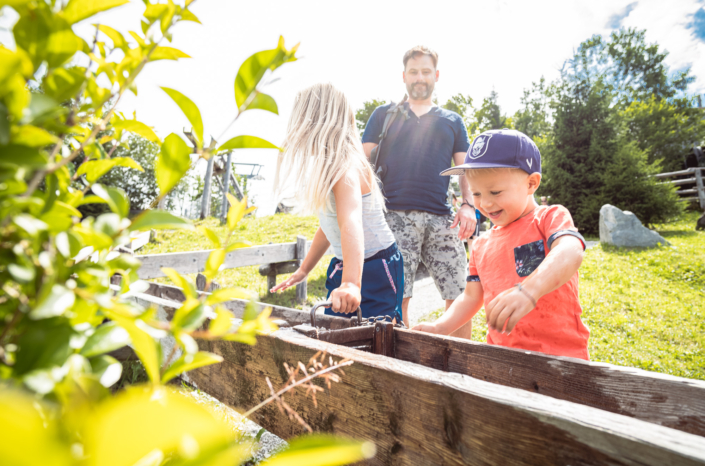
{"left": 655, "top": 167, "right": 705, "bottom": 210}
{"left": 122, "top": 281, "right": 705, "bottom": 466}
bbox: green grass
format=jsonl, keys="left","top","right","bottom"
{"left": 417, "top": 211, "right": 705, "bottom": 380}
{"left": 138, "top": 214, "right": 333, "bottom": 309}
{"left": 142, "top": 211, "right": 705, "bottom": 381}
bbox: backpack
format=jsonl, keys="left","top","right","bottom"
{"left": 369, "top": 95, "right": 409, "bottom": 186}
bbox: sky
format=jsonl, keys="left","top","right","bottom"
{"left": 2, "top": 0, "right": 705, "bottom": 215}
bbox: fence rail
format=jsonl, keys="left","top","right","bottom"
{"left": 655, "top": 167, "right": 705, "bottom": 209}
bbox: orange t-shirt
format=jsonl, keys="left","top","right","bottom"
{"left": 468, "top": 205, "right": 590, "bottom": 360}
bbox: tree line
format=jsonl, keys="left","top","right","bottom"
{"left": 356, "top": 29, "right": 705, "bottom": 234}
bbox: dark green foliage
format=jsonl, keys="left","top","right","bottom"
{"left": 513, "top": 77, "right": 552, "bottom": 141}
{"left": 470, "top": 89, "right": 512, "bottom": 134}
{"left": 542, "top": 82, "right": 681, "bottom": 234}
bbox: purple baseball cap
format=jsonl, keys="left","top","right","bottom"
{"left": 440, "top": 129, "right": 541, "bottom": 176}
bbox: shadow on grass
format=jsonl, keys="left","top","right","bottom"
{"left": 658, "top": 230, "right": 699, "bottom": 238}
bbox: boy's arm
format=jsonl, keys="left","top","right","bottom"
{"left": 413, "top": 281, "right": 484, "bottom": 335}
{"left": 486, "top": 235, "right": 584, "bottom": 334}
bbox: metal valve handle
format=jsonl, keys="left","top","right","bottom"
{"left": 310, "top": 301, "right": 362, "bottom": 328}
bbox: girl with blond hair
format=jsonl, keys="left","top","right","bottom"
{"left": 271, "top": 83, "right": 404, "bottom": 322}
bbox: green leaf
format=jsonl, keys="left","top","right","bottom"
{"left": 97, "top": 24, "right": 127, "bottom": 50}
{"left": 203, "top": 249, "right": 225, "bottom": 281}
{"left": 171, "top": 298, "right": 207, "bottom": 331}
{"left": 226, "top": 194, "right": 246, "bottom": 230}
{"left": 13, "top": 214, "right": 47, "bottom": 235}
{"left": 160, "top": 0, "right": 177, "bottom": 34}
{"left": 8, "top": 263, "right": 35, "bottom": 283}
{"left": 89, "top": 355, "right": 122, "bottom": 387}
{"left": 246, "top": 92, "right": 278, "bottom": 115}
{"left": 112, "top": 119, "right": 160, "bottom": 143}
{"left": 0, "top": 144, "right": 47, "bottom": 167}
{"left": 225, "top": 241, "right": 251, "bottom": 252}
{"left": 107, "top": 315, "right": 161, "bottom": 384}
{"left": 62, "top": 0, "right": 130, "bottom": 25}
{"left": 0, "top": 103, "right": 8, "bottom": 145}
{"left": 208, "top": 306, "right": 234, "bottom": 336}
{"left": 75, "top": 157, "right": 143, "bottom": 183}
{"left": 77, "top": 195, "right": 108, "bottom": 206}
{"left": 206, "top": 288, "right": 251, "bottom": 306}
{"left": 179, "top": 9, "right": 201, "bottom": 24}
{"left": 150, "top": 46, "right": 190, "bottom": 61}
{"left": 160, "top": 268, "right": 197, "bottom": 299}
{"left": 81, "top": 322, "right": 130, "bottom": 358}
{"left": 234, "top": 36, "right": 298, "bottom": 110}
{"left": 263, "top": 435, "right": 375, "bottom": 466}
{"left": 92, "top": 184, "right": 130, "bottom": 218}
{"left": 217, "top": 135, "right": 279, "bottom": 153}
{"left": 130, "top": 210, "right": 193, "bottom": 232}
{"left": 30, "top": 285, "right": 75, "bottom": 320}
{"left": 161, "top": 351, "right": 222, "bottom": 384}
{"left": 198, "top": 226, "right": 221, "bottom": 248}
{"left": 14, "top": 320, "right": 74, "bottom": 377}
{"left": 43, "top": 67, "right": 86, "bottom": 102}
{"left": 161, "top": 87, "right": 203, "bottom": 147}
{"left": 156, "top": 133, "right": 191, "bottom": 196}
{"left": 10, "top": 125, "right": 59, "bottom": 147}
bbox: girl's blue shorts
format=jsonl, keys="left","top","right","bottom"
{"left": 324, "top": 243, "right": 404, "bottom": 324}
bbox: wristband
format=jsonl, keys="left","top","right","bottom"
{"left": 461, "top": 200, "right": 475, "bottom": 210}
{"left": 514, "top": 283, "right": 537, "bottom": 307}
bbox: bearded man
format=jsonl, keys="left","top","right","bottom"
{"left": 362, "top": 45, "right": 476, "bottom": 337}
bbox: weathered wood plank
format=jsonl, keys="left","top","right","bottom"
{"left": 187, "top": 329, "right": 705, "bottom": 465}
{"left": 137, "top": 241, "right": 335, "bottom": 280}
{"left": 394, "top": 329, "right": 705, "bottom": 437}
{"left": 295, "top": 236, "right": 307, "bottom": 305}
{"left": 135, "top": 282, "right": 705, "bottom": 438}
{"left": 654, "top": 168, "right": 695, "bottom": 179}
{"left": 139, "top": 282, "right": 354, "bottom": 331}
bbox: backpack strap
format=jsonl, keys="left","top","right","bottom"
{"left": 370, "top": 95, "right": 408, "bottom": 171}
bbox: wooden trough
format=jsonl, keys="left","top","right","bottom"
{"left": 130, "top": 282, "right": 705, "bottom": 465}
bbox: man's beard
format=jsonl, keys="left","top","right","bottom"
{"left": 407, "top": 81, "right": 434, "bottom": 100}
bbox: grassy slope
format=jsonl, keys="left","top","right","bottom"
{"left": 140, "top": 212, "right": 705, "bottom": 380}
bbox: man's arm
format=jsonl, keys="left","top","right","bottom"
{"left": 412, "top": 281, "right": 484, "bottom": 335}
{"left": 485, "top": 235, "right": 584, "bottom": 334}
{"left": 449, "top": 151, "right": 477, "bottom": 239}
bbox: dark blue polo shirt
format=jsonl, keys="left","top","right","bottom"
{"left": 362, "top": 103, "right": 469, "bottom": 216}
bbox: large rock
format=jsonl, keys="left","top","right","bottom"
{"left": 599, "top": 204, "right": 669, "bottom": 247}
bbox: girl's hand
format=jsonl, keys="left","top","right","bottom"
{"left": 329, "top": 282, "right": 361, "bottom": 315}
{"left": 485, "top": 287, "right": 535, "bottom": 334}
{"left": 270, "top": 269, "right": 308, "bottom": 293}
{"left": 411, "top": 322, "right": 439, "bottom": 334}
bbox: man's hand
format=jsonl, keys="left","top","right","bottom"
{"left": 485, "top": 286, "right": 535, "bottom": 334}
{"left": 450, "top": 204, "right": 477, "bottom": 240}
{"left": 270, "top": 268, "right": 308, "bottom": 293}
{"left": 329, "top": 282, "right": 361, "bottom": 315}
{"left": 411, "top": 322, "right": 440, "bottom": 334}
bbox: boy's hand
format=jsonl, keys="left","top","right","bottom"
{"left": 486, "top": 287, "right": 535, "bottom": 334}
{"left": 411, "top": 322, "right": 440, "bottom": 334}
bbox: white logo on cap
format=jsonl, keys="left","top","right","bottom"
{"left": 469, "top": 134, "right": 492, "bottom": 159}
{"left": 527, "top": 159, "right": 533, "bottom": 169}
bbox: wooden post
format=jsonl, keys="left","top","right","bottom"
{"left": 295, "top": 235, "right": 307, "bottom": 304}
{"left": 695, "top": 168, "right": 705, "bottom": 211}
{"left": 220, "top": 152, "right": 233, "bottom": 224}
{"left": 200, "top": 156, "right": 215, "bottom": 220}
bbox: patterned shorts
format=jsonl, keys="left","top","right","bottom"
{"left": 384, "top": 210, "right": 468, "bottom": 300}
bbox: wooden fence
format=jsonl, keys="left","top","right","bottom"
{"left": 122, "top": 281, "right": 705, "bottom": 466}
{"left": 655, "top": 167, "right": 705, "bottom": 210}
{"left": 137, "top": 235, "right": 327, "bottom": 303}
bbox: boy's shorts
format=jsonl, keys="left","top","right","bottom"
{"left": 324, "top": 243, "right": 404, "bottom": 323}
{"left": 384, "top": 210, "right": 467, "bottom": 300}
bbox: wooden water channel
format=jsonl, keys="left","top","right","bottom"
{"left": 128, "top": 281, "right": 705, "bottom": 465}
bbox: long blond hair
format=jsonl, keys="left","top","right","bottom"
{"left": 275, "top": 83, "right": 383, "bottom": 214}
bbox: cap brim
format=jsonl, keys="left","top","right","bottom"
{"left": 439, "top": 162, "right": 520, "bottom": 176}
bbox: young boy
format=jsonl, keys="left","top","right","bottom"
{"left": 412, "top": 129, "right": 590, "bottom": 360}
